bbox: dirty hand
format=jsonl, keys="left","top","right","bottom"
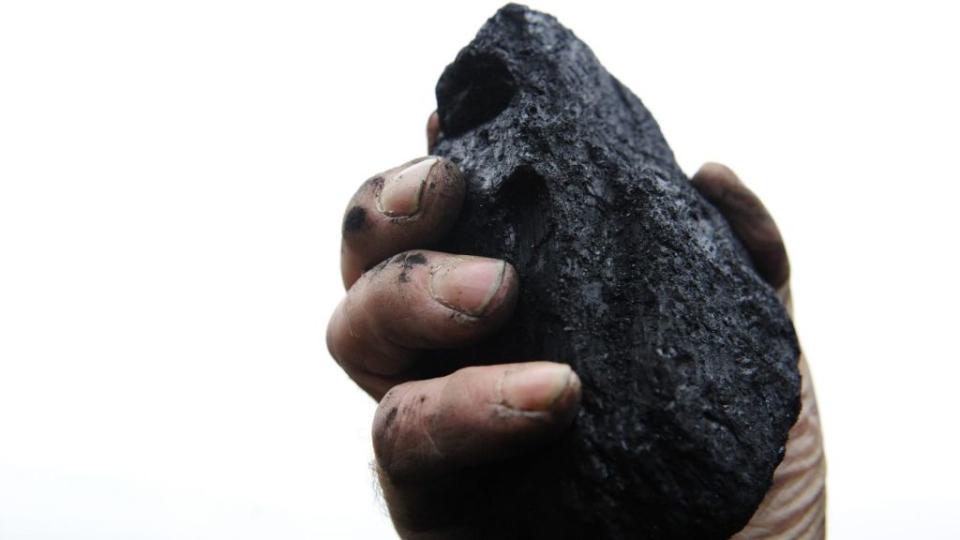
{"left": 325, "top": 113, "right": 825, "bottom": 539}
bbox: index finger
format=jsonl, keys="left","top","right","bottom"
{"left": 340, "top": 156, "right": 465, "bottom": 288}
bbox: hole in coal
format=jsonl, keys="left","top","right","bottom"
{"left": 437, "top": 52, "right": 516, "bottom": 136}
{"left": 499, "top": 165, "right": 551, "bottom": 270}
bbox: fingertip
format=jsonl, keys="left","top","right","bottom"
{"left": 427, "top": 257, "right": 518, "bottom": 322}
{"left": 691, "top": 161, "right": 742, "bottom": 194}
{"left": 477, "top": 259, "right": 519, "bottom": 323}
{"left": 339, "top": 157, "right": 466, "bottom": 289}
{"left": 695, "top": 161, "right": 737, "bottom": 179}
{"left": 499, "top": 362, "right": 581, "bottom": 419}
{"left": 559, "top": 367, "right": 583, "bottom": 416}
{"left": 423, "top": 156, "right": 466, "bottom": 223}
{"left": 488, "top": 260, "right": 521, "bottom": 323}
{"left": 376, "top": 157, "right": 437, "bottom": 218}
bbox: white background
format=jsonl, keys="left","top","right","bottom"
{"left": 1, "top": 1, "right": 958, "bottom": 538}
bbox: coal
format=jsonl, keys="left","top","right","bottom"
{"left": 427, "top": 4, "right": 801, "bottom": 539}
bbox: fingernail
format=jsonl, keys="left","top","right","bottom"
{"left": 501, "top": 363, "right": 578, "bottom": 412}
{"left": 429, "top": 257, "right": 506, "bottom": 317}
{"left": 377, "top": 157, "right": 438, "bottom": 217}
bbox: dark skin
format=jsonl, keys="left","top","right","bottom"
{"left": 326, "top": 113, "right": 826, "bottom": 539}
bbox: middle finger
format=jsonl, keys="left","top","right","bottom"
{"left": 326, "top": 249, "right": 519, "bottom": 398}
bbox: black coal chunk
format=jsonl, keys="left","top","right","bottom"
{"left": 428, "top": 4, "right": 801, "bottom": 539}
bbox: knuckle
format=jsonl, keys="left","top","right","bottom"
{"left": 342, "top": 175, "right": 385, "bottom": 237}
{"left": 452, "top": 365, "right": 486, "bottom": 383}
{"left": 342, "top": 204, "right": 369, "bottom": 237}
{"left": 372, "top": 384, "right": 434, "bottom": 482}
{"left": 335, "top": 268, "right": 423, "bottom": 377}
{"left": 324, "top": 299, "right": 349, "bottom": 364}
{"left": 371, "top": 387, "right": 403, "bottom": 471}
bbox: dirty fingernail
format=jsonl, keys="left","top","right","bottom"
{"left": 501, "top": 363, "right": 578, "bottom": 412}
{"left": 377, "top": 157, "right": 438, "bottom": 217}
{"left": 430, "top": 257, "right": 506, "bottom": 316}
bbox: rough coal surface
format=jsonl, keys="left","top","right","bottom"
{"left": 428, "top": 5, "right": 801, "bottom": 540}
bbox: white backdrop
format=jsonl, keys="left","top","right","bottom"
{"left": 1, "top": 1, "right": 958, "bottom": 538}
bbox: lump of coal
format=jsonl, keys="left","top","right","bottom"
{"left": 428, "top": 4, "right": 800, "bottom": 540}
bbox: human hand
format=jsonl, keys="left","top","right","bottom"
{"left": 326, "top": 114, "right": 825, "bottom": 539}
{"left": 326, "top": 114, "right": 582, "bottom": 538}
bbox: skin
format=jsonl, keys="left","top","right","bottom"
{"left": 326, "top": 113, "right": 826, "bottom": 539}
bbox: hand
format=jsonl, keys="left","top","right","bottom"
{"left": 326, "top": 113, "right": 825, "bottom": 539}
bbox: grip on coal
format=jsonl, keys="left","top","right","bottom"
{"left": 430, "top": 5, "right": 801, "bottom": 539}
